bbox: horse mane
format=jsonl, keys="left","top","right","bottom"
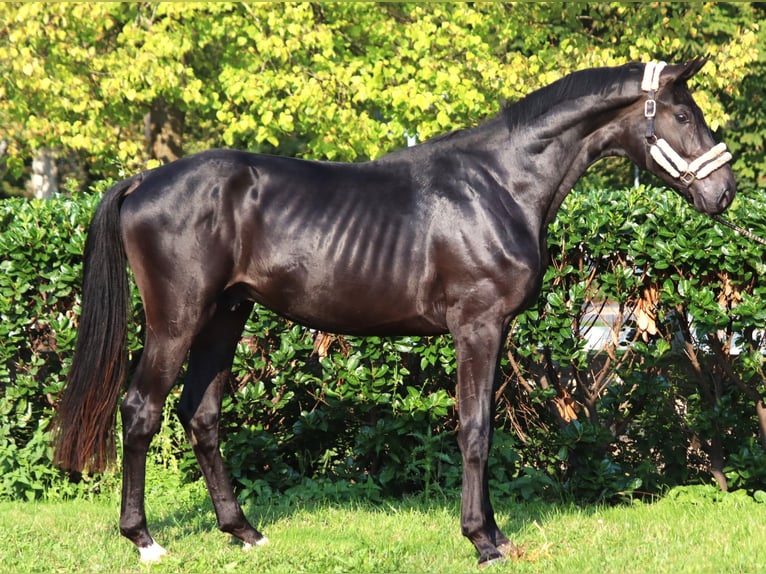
{"left": 503, "top": 62, "right": 643, "bottom": 131}
{"left": 422, "top": 63, "right": 643, "bottom": 148}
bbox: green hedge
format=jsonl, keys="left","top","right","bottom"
{"left": 1, "top": 184, "right": 765, "bottom": 502}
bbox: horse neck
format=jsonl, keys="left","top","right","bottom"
{"left": 501, "top": 90, "right": 641, "bottom": 227}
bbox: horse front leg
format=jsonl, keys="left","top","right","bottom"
{"left": 452, "top": 318, "right": 515, "bottom": 566}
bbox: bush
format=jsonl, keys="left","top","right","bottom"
{"left": 503, "top": 185, "right": 766, "bottom": 501}
{"left": 1, "top": 184, "right": 765, "bottom": 502}
{"left": 0, "top": 191, "right": 100, "bottom": 499}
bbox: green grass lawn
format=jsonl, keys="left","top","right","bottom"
{"left": 2, "top": 482, "right": 765, "bottom": 573}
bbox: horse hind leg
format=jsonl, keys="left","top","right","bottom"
{"left": 177, "top": 301, "right": 268, "bottom": 549}
{"left": 119, "top": 330, "right": 193, "bottom": 562}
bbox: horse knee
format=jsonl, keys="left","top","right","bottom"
{"left": 458, "top": 425, "right": 491, "bottom": 466}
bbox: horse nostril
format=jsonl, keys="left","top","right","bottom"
{"left": 719, "top": 184, "right": 735, "bottom": 209}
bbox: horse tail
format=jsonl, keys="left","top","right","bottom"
{"left": 52, "top": 174, "right": 143, "bottom": 474}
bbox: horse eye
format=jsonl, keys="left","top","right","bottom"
{"left": 675, "top": 112, "right": 690, "bottom": 124}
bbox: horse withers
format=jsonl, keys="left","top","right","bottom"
{"left": 53, "top": 59, "right": 735, "bottom": 565}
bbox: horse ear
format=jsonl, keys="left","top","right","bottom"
{"left": 678, "top": 56, "right": 709, "bottom": 81}
{"left": 660, "top": 56, "right": 709, "bottom": 87}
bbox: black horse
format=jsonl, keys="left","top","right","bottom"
{"left": 54, "top": 59, "right": 735, "bottom": 565}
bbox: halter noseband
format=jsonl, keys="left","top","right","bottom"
{"left": 642, "top": 61, "right": 732, "bottom": 186}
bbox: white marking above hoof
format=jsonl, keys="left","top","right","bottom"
{"left": 242, "top": 537, "right": 269, "bottom": 552}
{"left": 139, "top": 541, "right": 168, "bottom": 563}
{"left": 478, "top": 555, "right": 506, "bottom": 569}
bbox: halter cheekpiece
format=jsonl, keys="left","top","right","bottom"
{"left": 642, "top": 61, "right": 732, "bottom": 186}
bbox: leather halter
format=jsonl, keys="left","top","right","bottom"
{"left": 642, "top": 61, "right": 732, "bottom": 186}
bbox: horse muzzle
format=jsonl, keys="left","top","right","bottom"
{"left": 686, "top": 167, "right": 736, "bottom": 215}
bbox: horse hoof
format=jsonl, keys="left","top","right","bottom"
{"left": 242, "top": 536, "right": 269, "bottom": 552}
{"left": 138, "top": 541, "right": 168, "bottom": 563}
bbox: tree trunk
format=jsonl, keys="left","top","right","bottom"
{"left": 144, "top": 99, "right": 184, "bottom": 164}
{"left": 708, "top": 435, "right": 729, "bottom": 491}
{"left": 0, "top": 139, "right": 7, "bottom": 182}
{"left": 30, "top": 148, "right": 58, "bottom": 199}
{"left": 756, "top": 400, "right": 766, "bottom": 451}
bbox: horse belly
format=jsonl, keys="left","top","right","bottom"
{"left": 240, "top": 240, "right": 447, "bottom": 336}
{"left": 289, "top": 282, "right": 446, "bottom": 336}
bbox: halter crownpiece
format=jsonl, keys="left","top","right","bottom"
{"left": 642, "top": 61, "right": 732, "bottom": 186}
{"left": 641, "top": 61, "right": 667, "bottom": 92}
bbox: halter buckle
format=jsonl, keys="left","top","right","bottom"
{"left": 679, "top": 171, "right": 696, "bottom": 186}
{"left": 644, "top": 100, "right": 657, "bottom": 119}
{"left": 644, "top": 99, "right": 656, "bottom": 119}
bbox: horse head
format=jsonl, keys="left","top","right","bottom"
{"left": 633, "top": 58, "right": 736, "bottom": 215}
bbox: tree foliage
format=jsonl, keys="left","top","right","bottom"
{"left": 0, "top": 2, "right": 762, "bottom": 194}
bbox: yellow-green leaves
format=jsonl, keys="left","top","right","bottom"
{"left": 0, "top": 2, "right": 760, "bottom": 185}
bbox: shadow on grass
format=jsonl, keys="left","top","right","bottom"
{"left": 142, "top": 479, "right": 590, "bottom": 563}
